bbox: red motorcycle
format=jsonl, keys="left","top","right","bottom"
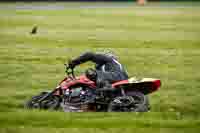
{"left": 25, "top": 63, "right": 161, "bottom": 112}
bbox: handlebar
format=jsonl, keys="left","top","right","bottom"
{"left": 65, "top": 64, "right": 75, "bottom": 79}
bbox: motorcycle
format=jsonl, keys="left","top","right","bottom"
{"left": 25, "top": 62, "right": 161, "bottom": 112}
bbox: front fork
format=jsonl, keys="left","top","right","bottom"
{"left": 38, "top": 87, "right": 61, "bottom": 103}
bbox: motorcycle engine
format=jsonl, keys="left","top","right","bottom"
{"left": 62, "top": 86, "right": 96, "bottom": 112}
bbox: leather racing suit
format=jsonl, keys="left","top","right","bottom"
{"left": 70, "top": 52, "right": 128, "bottom": 88}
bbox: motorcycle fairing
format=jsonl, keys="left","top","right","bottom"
{"left": 60, "top": 75, "right": 96, "bottom": 89}
{"left": 112, "top": 77, "right": 161, "bottom": 95}
{"left": 59, "top": 75, "right": 161, "bottom": 95}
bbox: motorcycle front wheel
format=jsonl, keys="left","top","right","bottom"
{"left": 24, "top": 92, "right": 60, "bottom": 110}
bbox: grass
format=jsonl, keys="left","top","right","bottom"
{"left": 0, "top": 1, "right": 200, "bottom": 132}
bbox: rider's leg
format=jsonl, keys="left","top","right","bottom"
{"left": 95, "top": 71, "right": 120, "bottom": 91}
{"left": 86, "top": 69, "right": 124, "bottom": 91}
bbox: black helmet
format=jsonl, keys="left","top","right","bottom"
{"left": 85, "top": 68, "right": 97, "bottom": 82}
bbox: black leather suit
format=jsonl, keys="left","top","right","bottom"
{"left": 70, "top": 52, "right": 128, "bottom": 87}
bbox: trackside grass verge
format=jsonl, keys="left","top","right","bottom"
{"left": 0, "top": 2, "right": 200, "bottom": 132}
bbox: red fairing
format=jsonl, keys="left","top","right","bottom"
{"left": 152, "top": 79, "right": 161, "bottom": 91}
{"left": 112, "top": 79, "right": 161, "bottom": 94}
{"left": 60, "top": 75, "right": 96, "bottom": 89}
{"left": 112, "top": 80, "right": 129, "bottom": 88}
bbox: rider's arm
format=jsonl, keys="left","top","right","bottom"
{"left": 71, "top": 52, "right": 112, "bottom": 67}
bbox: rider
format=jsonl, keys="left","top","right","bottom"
{"left": 68, "top": 51, "right": 128, "bottom": 90}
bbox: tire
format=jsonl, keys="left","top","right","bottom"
{"left": 127, "top": 91, "right": 150, "bottom": 112}
{"left": 24, "top": 92, "right": 60, "bottom": 110}
{"left": 108, "top": 91, "right": 150, "bottom": 112}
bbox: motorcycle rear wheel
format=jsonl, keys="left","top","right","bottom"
{"left": 108, "top": 91, "right": 150, "bottom": 112}
{"left": 24, "top": 92, "right": 60, "bottom": 110}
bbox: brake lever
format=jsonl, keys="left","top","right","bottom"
{"left": 71, "top": 68, "right": 75, "bottom": 79}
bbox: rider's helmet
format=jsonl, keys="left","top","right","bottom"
{"left": 86, "top": 68, "right": 97, "bottom": 82}
{"left": 86, "top": 49, "right": 118, "bottom": 81}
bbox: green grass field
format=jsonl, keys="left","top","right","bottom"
{"left": 0, "top": 2, "right": 200, "bottom": 132}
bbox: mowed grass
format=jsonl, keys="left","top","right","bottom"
{"left": 0, "top": 2, "right": 200, "bottom": 132}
